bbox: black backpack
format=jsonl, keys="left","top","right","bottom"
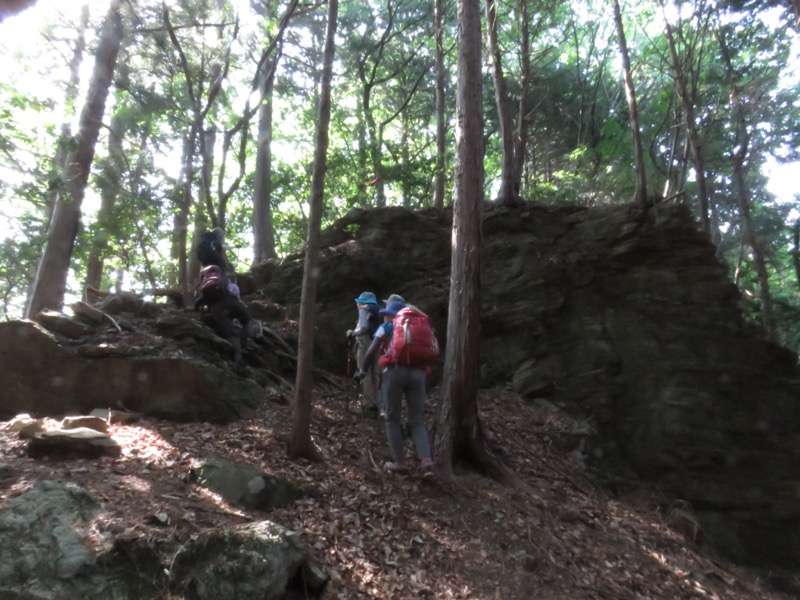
{"left": 197, "top": 231, "right": 224, "bottom": 267}
{"left": 367, "top": 303, "right": 381, "bottom": 336}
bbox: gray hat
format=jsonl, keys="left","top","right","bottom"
{"left": 383, "top": 294, "right": 405, "bottom": 305}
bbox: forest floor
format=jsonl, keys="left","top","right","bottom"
{"left": 1, "top": 377, "right": 798, "bottom": 600}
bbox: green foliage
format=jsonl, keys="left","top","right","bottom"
{"left": 0, "top": 0, "right": 796, "bottom": 347}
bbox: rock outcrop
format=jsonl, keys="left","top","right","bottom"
{"left": 257, "top": 203, "right": 800, "bottom": 571}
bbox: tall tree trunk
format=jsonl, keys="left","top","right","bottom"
{"left": 792, "top": 219, "right": 800, "bottom": 287}
{"left": 485, "top": 0, "right": 518, "bottom": 205}
{"left": 434, "top": 0, "right": 521, "bottom": 487}
{"left": 84, "top": 109, "right": 125, "bottom": 293}
{"left": 25, "top": 0, "right": 123, "bottom": 318}
{"left": 511, "top": 0, "right": 530, "bottom": 196}
{"left": 45, "top": 3, "right": 90, "bottom": 224}
{"left": 199, "top": 125, "right": 217, "bottom": 228}
{"left": 253, "top": 56, "right": 279, "bottom": 263}
{"left": 718, "top": 32, "right": 777, "bottom": 341}
{"left": 173, "top": 124, "right": 198, "bottom": 298}
{"left": 289, "top": 0, "right": 338, "bottom": 461}
{"left": 401, "top": 107, "right": 412, "bottom": 207}
{"left": 432, "top": 0, "right": 446, "bottom": 210}
{"left": 658, "top": 0, "right": 711, "bottom": 236}
{"left": 612, "top": 0, "right": 648, "bottom": 206}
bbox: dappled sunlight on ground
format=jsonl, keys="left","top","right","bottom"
{"left": 0, "top": 380, "right": 797, "bottom": 599}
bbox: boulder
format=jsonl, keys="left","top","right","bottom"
{"left": 0, "top": 481, "right": 323, "bottom": 600}
{"left": 190, "top": 455, "right": 305, "bottom": 510}
{"left": 27, "top": 428, "right": 122, "bottom": 459}
{"left": 169, "top": 520, "right": 326, "bottom": 600}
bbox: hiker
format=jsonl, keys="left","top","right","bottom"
{"left": 195, "top": 264, "right": 252, "bottom": 367}
{"left": 364, "top": 299, "right": 404, "bottom": 419}
{"left": 347, "top": 291, "right": 381, "bottom": 416}
{"left": 382, "top": 293, "right": 404, "bottom": 306}
{"left": 366, "top": 300, "right": 437, "bottom": 478}
{"left": 197, "top": 227, "right": 234, "bottom": 274}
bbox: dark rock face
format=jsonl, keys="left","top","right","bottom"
{"left": 0, "top": 319, "right": 266, "bottom": 424}
{"left": 261, "top": 203, "right": 800, "bottom": 571}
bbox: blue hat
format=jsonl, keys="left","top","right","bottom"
{"left": 382, "top": 294, "right": 405, "bottom": 305}
{"left": 379, "top": 300, "right": 406, "bottom": 317}
{"left": 354, "top": 291, "right": 378, "bottom": 305}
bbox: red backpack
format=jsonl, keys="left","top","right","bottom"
{"left": 390, "top": 307, "right": 440, "bottom": 367}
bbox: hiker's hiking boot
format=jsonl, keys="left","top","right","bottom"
{"left": 420, "top": 459, "right": 434, "bottom": 479}
{"left": 362, "top": 405, "right": 380, "bottom": 419}
{"left": 384, "top": 460, "right": 410, "bottom": 475}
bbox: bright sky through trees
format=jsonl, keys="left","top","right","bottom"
{"left": 0, "top": 0, "right": 798, "bottom": 338}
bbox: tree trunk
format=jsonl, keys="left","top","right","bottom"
{"left": 173, "top": 124, "right": 198, "bottom": 298}
{"left": 658, "top": 0, "right": 711, "bottom": 236}
{"left": 84, "top": 109, "right": 125, "bottom": 293}
{"left": 792, "top": 219, "right": 800, "bottom": 287}
{"left": 362, "top": 82, "right": 386, "bottom": 207}
{"left": 401, "top": 107, "right": 412, "bottom": 207}
{"left": 432, "top": 0, "right": 446, "bottom": 210}
{"left": 612, "top": 0, "right": 648, "bottom": 206}
{"left": 434, "top": 0, "right": 522, "bottom": 487}
{"left": 718, "top": 32, "right": 777, "bottom": 341}
{"left": 253, "top": 56, "right": 279, "bottom": 263}
{"left": 485, "top": 0, "right": 518, "bottom": 205}
{"left": 25, "top": 0, "right": 123, "bottom": 318}
{"left": 289, "top": 0, "right": 338, "bottom": 461}
{"left": 45, "top": 3, "right": 89, "bottom": 225}
{"left": 512, "top": 0, "right": 530, "bottom": 196}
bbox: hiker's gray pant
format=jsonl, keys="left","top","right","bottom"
{"left": 355, "top": 334, "right": 378, "bottom": 408}
{"left": 385, "top": 364, "right": 431, "bottom": 462}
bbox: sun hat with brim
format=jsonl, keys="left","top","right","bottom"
{"left": 379, "top": 300, "right": 406, "bottom": 317}
{"left": 354, "top": 291, "right": 378, "bottom": 304}
{"left": 382, "top": 294, "right": 405, "bottom": 305}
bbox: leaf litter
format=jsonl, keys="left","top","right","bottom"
{"left": 0, "top": 383, "right": 797, "bottom": 599}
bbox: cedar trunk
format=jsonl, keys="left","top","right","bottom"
{"left": 432, "top": 0, "right": 446, "bottom": 210}
{"left": 253, "top": 57, "right": 278, "bottom": 262}
{"left": 434, "top": 0, "right": 521, "bottom": 487}
{"left": 612, "top": 0, "right": 648, "bottom": 206}
{"left": 25, "top": 0, "right": 123, "bottom": 318}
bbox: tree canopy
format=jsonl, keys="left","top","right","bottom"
{"left": 0, "top": 0, "right": 798, "bottom": 346}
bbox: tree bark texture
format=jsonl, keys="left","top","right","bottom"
{"left": 85, "top": 109, "right": 125, "bottom": 293}
{"left": 45, "top": 3, "right": 89, "bottom": 225}
{"left": 512, "top": 0, "right": 530, "bottom": 195}
{"left": 254, "top": 56, "right": 279, "bottom": 263}
{"left": 434, "top": 0, "right": 521, "bottom": 487}
{"left": 432, "top": 0, "right": 446, "bottom": 210}
{"left": 485, "top": 0, "right": 518, "bottom": 204}
{"left": 25, "top": 0, "right": 123, "bottom": 318}
{"left": 612, "top": 0, "right": 648, "bottom": 206}
{"left": 289, "top": 0, "right": 338, "bottom": 461}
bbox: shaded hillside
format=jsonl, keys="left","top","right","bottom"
{"left": 251, "top": 202, "right": 800, "bottom": 572}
